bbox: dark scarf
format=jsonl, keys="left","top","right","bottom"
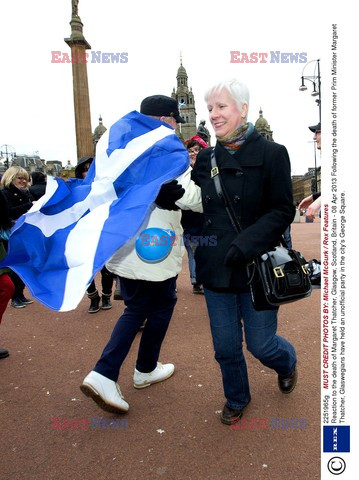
{"left": 217, "top": 122, "right": 254, "bottom": 153}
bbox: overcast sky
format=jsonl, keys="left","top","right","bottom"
{"left": 0, "top": 0, "right": 347, "bottom": 175}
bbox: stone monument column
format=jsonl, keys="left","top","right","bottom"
{"left": 64, "top": 1, "right": 93, "bottom": 161}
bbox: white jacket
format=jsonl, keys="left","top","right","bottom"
{"left": 106, "top": 167, "right": 203, "bottom": 281}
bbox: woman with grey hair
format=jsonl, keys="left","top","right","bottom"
{"left": 191, "top": 78, "right": 297, "bottom": 425}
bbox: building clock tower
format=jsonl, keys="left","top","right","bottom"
{"left": 171, "top": 58, "right": 197, "bottom": 141}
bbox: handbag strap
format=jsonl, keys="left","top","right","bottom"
{"left": 210, "top": 149, "right": 242, "bottom": 234}
{"left": 210, "top": 149, "right": 289, "bottom": 249}
{"left": 210, "top": 149, "right": 254, "bottom": 282}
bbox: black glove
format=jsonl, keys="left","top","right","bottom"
{"left": 224, "top": 244, "right": 246, "bottom": 267}
{"left": 155, "top": 180, "right": 185, "bottom": 210}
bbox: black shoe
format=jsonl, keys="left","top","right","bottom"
{"left": 220, "top": 400, "right": 250, "bottom": 425}
{"left": 113, "top": 288, "right": 123, "bottom": 300}
{"left": 278, "top": 367, "right": 298, "bottom": 394}
{"left": 88, "top": 292, "right": 101, "bottom": 313}
{"left": 101, "top": 295, "right": 112, "bottom": 310}
{"left": 192, "top": 284, "right": 204, "bottom": 294}
{"left": 19, "top": 295, "right": 34, "bottom": 305}
{"left": 11, "top": 298, "right": 26, "bottom": 309}
{"left": 0, "top": 347, "right": 9, "bottom": 359}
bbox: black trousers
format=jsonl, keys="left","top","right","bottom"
{"left": 10, "top": 270, "right": 25, "bottom": 300}
{"left": 87, "top": 266, "right": 114, "bottom": 296}
{"left": 94, "top": 276, "right": 177, "bottom": 381}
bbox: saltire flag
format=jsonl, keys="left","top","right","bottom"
{"left": 0, "top": 111, "right": 189, "bottom": 311}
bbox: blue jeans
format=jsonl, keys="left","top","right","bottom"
{"left": 204, "top": 289, "right": 296, "bottom": 409}
{"left": 94, "top": 276, "right": 177, "bottom": 381}
{"left": 283, "top": 225, "right": 292, "bottom": 248}
{"left": 184, "top": 241, "right": 197, "bottom": 285}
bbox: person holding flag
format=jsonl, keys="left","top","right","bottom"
{"left": 1, "top": 97, "right": 197, "bottom": 310}
{"left": 1, "top": 94, "right": 202, "bottom": 414}
{"left": 80, "top": 95, "right": 203, "bottom": 413}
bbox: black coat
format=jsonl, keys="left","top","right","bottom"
{"left": 0, "top": 191, "right": 12, "bottom": 274}
{"left": 29, "top": 183, "right": 46, "bottom": 200}
{"left": 0, "top": 190, "right": 12, "bottom": 230}
{"left": 1, "top": 184, "right": 33, "bottom": 221}
{"left": 191, "top": 129, "right": 295, "bottom": 290}
{"left": 181, "top": 209, "right": 204, "bottom": 236}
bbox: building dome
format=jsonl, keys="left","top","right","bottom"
{"left": 93, "top": 116, "right": 107, "bottom": 138}
{"left": 177, "top": 62, "right": 187, "bottom": 77}
{"left": 93, "top": 116, "right": 107, "bottom": 150}
{"left": 255, "top": 108, "right": 269, "bottom": 129}
{"left": 254, "top": 108, "right": 273, "bottom": 141}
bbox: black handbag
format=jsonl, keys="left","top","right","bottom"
{"left": 210, "top": 150, "right": 312, "bottom": 310}
{"left": 247, "top": 246, "right": 312, "bottom": 309}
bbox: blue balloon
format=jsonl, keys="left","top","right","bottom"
{"left": 135, "top": 228, "right": 176, "bottom": 263}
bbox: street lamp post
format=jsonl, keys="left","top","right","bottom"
{"left": 299, "top": 59, "right": 321, "bottom": 123}
{"left": 299, "top": 59, "right": 321, "bottom": 194}
{"left": 0, "top": 144, "right": 16, "bottom": 169}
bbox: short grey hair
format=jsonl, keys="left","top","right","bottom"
{"left": 204, "top": 78, "right": 250, "bottom": 115}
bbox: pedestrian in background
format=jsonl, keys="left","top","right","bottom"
{"left": 299, "top": 122, "right": 321, "bottom": 221}
{"left": 0, "top": 190, "right": 15, "bottom": 358}
{"left": 75, "top": 157, "right": 115, "bottom": 313}
{"left": 0, "top": 166, "right": 34, "bottom": 308}
{"left": 181, "top": 137, "right": 206, "bottom": 294}
{"left": 29, "top": 172, "right": 47, "bottom": 200}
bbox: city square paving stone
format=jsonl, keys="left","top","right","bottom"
{"left": 0, "top": 221, "right": 321, "bottom": 480}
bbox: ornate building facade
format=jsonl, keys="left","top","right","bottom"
{"left": 254, "top": 108, "right": 273, "bottom": 141}
{"left": 93, "top": 115, "right": 107, "bottom": 153}
{"left": 171, "top": 61, "right": 197, "bottom": 141}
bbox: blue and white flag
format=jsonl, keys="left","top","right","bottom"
{"left": 1, "top": 111, "right": 189, "bottom": 311}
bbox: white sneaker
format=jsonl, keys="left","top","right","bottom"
{"left": 80, "top": 370, "right": 129, "bottom": 413}
{"left": 133, "top": 362, "right": 175, "bottom": 389}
